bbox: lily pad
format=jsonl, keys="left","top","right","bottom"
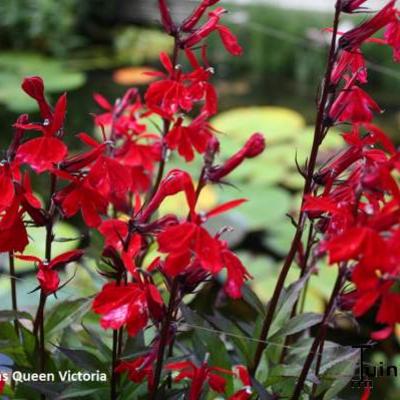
{"left": 218, "top": 184, "right": 293, "bottom": 230}
{"left": 0, "top": 52, "right": 85, "bottom": 112}
{"left": 211, "top": 106, "right": 306, "bottom": 145}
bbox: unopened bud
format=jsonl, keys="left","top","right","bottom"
{"left": 207, "top": 133, "right": 265, "bottom": 182}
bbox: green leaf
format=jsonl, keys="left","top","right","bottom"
{"left": 268, "top": 273, "right": 311, "bottom": 338}
{"left": 321, "top": 348, "right": 359, "bottom": 400}
{"left": 58, "top": 382, "right": 109, "bottom": 399}
{"left": 219, "top": 185, "right": 293, "bottom": 230}
{"left": 0, "top": 310, "right": 32, "bottom": 322}
{"left": 82, "top": 324, "right": 112, "bottom": 358}
{"left": 181, "top": 305, "right": 234, "bottom": 393}
{"left": 19, "top": 382, "right": 65, "bottom": 397}
{"left": 56, "top": 346, "right": 106, "bottom": 372}
{"left": 0, "top": 322, "right": 29, "bottom": 367}
{"left": 121, "top": 331, "right": 146, "bottom": 359}
{"left": 45, "top": 298, "right": 92, "bottom": 338}
{"left": 270, "top": 313, "right": 322, "bottom": 340}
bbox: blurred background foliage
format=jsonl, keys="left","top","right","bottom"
{"left": 0, "top": 1, "right": 399, "bottom": 398}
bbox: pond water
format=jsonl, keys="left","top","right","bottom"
{"left": 0, "top": 2, "right": 399, "bottom": 147}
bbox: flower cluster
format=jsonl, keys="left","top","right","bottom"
{"left": 304, "top": 0, "right": 400, "bottom": 340}
{"left": 0, "top": 0, "right": 264, "bottom": 397}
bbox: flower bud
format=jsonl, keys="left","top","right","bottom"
{"left": 207, "top": 133, "right": 265, "bottom": 181}
{"left": 21, "top": 76, "right": 52, "bottom": 119}
{"left": 340, "top": 0, "right": 368, "bottom": 13}
{"left": 339, "top": 1, "right": 395, "bottom": 51}
{"left": 204, "top": 136, "right": 220, "bottom": 166}
{"left": 182, "top": 8, "right": 226, "bottom": 49}
{"left": 140, "top": 170, "right": 196, "bottom": 222}
{"left": 242, "top": 132, "right": 265, "bottom": 157}
{"left": 181, "top": 0, "right": 221, "bottom": 32}
{"left": 158, "top": 0, "right": 176, "bottom": 35}
{"left": 216, "top": 24, "right": 243, "bottom": 56}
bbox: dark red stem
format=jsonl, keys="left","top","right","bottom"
{"left": 249, "top": 0, "right": 342, "bottom": 376}
{"left": 290, "top": 266, "right": 346, "bottom": 399}
{"left": 149, "top": 279, "right": 179, "bottom": 400}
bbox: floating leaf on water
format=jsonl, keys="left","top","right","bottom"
{"left": 0, "top": 52, "right": 85, "bottom": 112}
{"left": 218, "top": 184, "right": 293, "bottom": 230}
{"left": 211, "top": 106, "right": 306, "bottom": 145}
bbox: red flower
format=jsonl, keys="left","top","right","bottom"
{"left": 145, "top": 51, "right": 217, "bottom": 118}
{"left": 165, "top": 114, "right": 213, "bottom": 161}
{"left": 93, "top": 90, "right": 141, "bottom": 135}
{"left": 158, "top": 0, "right": 176, "bottom": 34}
{"left": 116, "top": 353, "right": 156, "bottom": 389}
{"left": 385, "top": 12, "right": 400, "bottom": 62}
{"left": 98, "top": 218, "right": 143, "bottom": 275}
{"left": 229, "top": 365, "right": 252, "bottom": 400}
{"left": 331, "top": 49, "right": 367, "bottom": 84}
{"left": 60, "top": 133, "right": 106, "bottom": 172}
{"left": 222, "top": 244, "right": 252, "bottom": 299}
{"left": 158, "top": 221, "right": 222, "bottom": 275}
{"left": 16, "top": 250, "right": 83, "bottom": 295}
{"left": 208, "top": 133, "right": 266, "bottom": 181}
{"left": 140, "top": 169, "right": 196, "bottom": 222}
{"left": 21, "top": 76, "right": 52, "bottom": 119}
{"left": 113, "top": 135, "right": 161, "bottom": 195}
{"left": 216, "top": 24, "right": 243, "bottom": 56}
{"left": 115, "top": 136, "right": 161, "bottom": 172}
{"left": 341, "top": 0, "right": 368, "bottom": 13}
{"left": 0, "top": 200, "right": 29, "bottom": 253}
{"left": 182, "top": 7, "right": 243, "bottom": 56}
{"left": 339, "top": 1, "right": 395, "bottom": 50}
{"left": 157, "top": 199, "right": 251, "bottom": 298}
{"left": 325, "top": 227, "right": 383, "bottom": 265}
{"left": 330, "top": 84, "right": 381, "bottom": 124}
{"left": 15, "top": 93, "right": 68, "bottom": 173}
{"left": 87, "top": 155, "right": 131, "bottom": 201}
{"left": 165, "top": 360, "right": 232, "bottom": 400}
{"left": 145, "top": 54, "right": 193, "bottom": 118}
{"left": 93, "top": 281, "right": 162, "bottom": 336}
{"left": 54, "top": 173, "right": 108, "bottom": 228}
{"left": 0, "top": 163, "right": 15, "bottom": 212}
{"left": 181, "top": 0, "right": 221, "bottom": 32}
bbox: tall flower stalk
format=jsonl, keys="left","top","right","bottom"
{"left": 249, "top": 0, "right": 344, "bottom": 376}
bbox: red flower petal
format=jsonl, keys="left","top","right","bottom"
{"left": 16, "top": 137, "right": 67, "bottom": 173}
